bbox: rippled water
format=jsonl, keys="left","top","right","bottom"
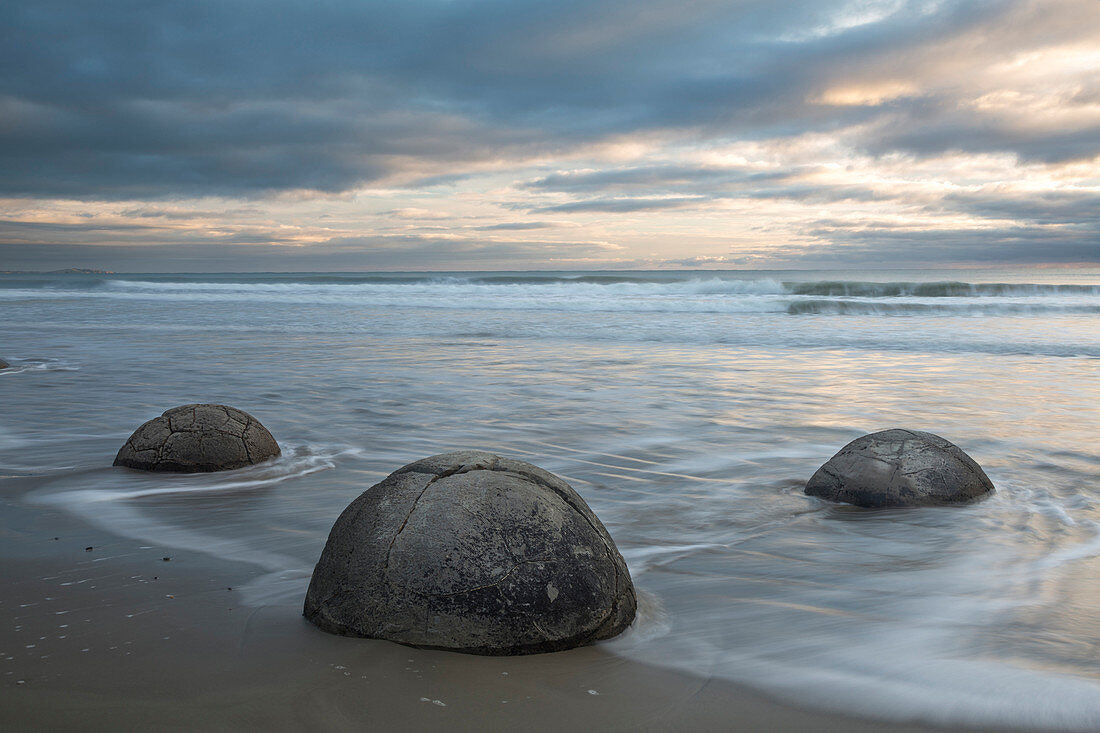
{"left": 2, "top": 269, "right": 1098, "bottom": 729}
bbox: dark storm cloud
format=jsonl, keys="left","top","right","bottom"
{"left": 526, "top": 166, "right": 791, "bottom": 193}
{"left": 863, "top": 110, "right": 1100, "bottom": 164}
{"left": 0, "top": 218, "right": 298, "bottom": 247}
{"left": 523, "top": 164, "right": 889, "bottom": 210}
{"left": 119, "top": 208, "right": 219, "bottom": 220}
{"left": 805, "top": 224, "right": 1100, "bottom": 265}
{"left": 537, "top": 197, "right": 702, "bottom": 213}
{"left": 474, "top": 221, "right": 562, "bottom": 230}
{"left": 639, "top": 221, "right": 1100, "bottom": 269}
{"left": 746, "top": 185, "right": 890, "bottom": 204}
{"left": 0, "top": 233, "right": 620, "bottom": 272}
{"left": 531, "top": 159, "right": 1100, "bottom": 216}
{"left": 938, "top": 191, "right": 1100, "bottom": 226}
{"left": 4, "top": 0, "right": 1081, "bottom": 201}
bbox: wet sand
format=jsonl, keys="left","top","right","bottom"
{"left": 1, "top": 491, "right": 1038, "bottom": 733}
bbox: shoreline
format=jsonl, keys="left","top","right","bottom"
{"left": 1, "top": 489, "right": 1039, "bottom": 733}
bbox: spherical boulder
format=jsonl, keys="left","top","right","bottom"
{"left": 805, "top": 429, "right": 994, "bottom": 507}
{"left": 304, "top": 450, "right": 636, "bottom": 655}
{"left": 113, "top": 404, "right": 280, "bottom": 473}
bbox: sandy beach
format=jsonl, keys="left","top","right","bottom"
{"left": 0, "top": 485, "right": 1040, "bottom": 733}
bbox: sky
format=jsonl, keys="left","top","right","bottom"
{"left": 1, "top": 0, "right": 1098, "bottom": 271}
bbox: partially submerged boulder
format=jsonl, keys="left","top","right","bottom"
{"left": 304, "top": 450, "right": 636, "bottom": 655}
{"left": 114, "top": 404, "right": 280, "bottom": 472}
{"left": 805, "top": 429, "right": 994, "bottom": 507}
{"left": 0, "top": 358, "right": 8, "bottom": 369}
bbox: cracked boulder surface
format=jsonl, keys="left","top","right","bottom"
{"left": 805, "top": 429, "right": 995, "bottom": 507}
{"left": 303, "top": 450, "right": 637, "bottom": 655}
{"left": 113, "top": 404, "right": 280, "bottom": 473}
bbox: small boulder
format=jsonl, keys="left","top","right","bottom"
{"left": 114, "top": 404, "right": 280, "bottom": 472}
{"left": 304, "top": 450, "right": 636, "bottom": 655}
{"left": 805, "top": 429, "right": 994, "bottom": 507}
{"left": 0, "top": 358, "right": 9, "bottom": 369}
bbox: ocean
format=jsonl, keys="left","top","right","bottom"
{"left": 2, "top": 269, "right": 1099, "bottom": 729}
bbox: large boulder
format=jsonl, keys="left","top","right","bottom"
{"left": 805, "top": 429, "right": 994, "bottom": 507}
{"left": 304, "top": 450, "right": 636, "bottom": 655}
{"left": 113, "top": 404, "right": 280, "bottom": 472}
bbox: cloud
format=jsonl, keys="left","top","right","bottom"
{"left": 536, "top": 197, "right": 703, "bottom": 213}
{"left": 525, "top": 166, "right": 784, "bottom": 192}
{"left": 936, "top": 190, "right": 1100, "bottom": 227}
{"left": 656, "top": 254, "right": 770, "bottom": 267}
{"left": 0, "top": 230, "right": 626, "bottom": 272}
{"left": 4, "top": 0, "right": 1097, "bottom": 201}
{"left": 1, "top": 0, "right": 1098, "bottom": 268}
{"left": 474, "top": 221, "right": 563, "bottom": 230}
{"left": 804, "top": 223, "right": 1100, "bottom": 265}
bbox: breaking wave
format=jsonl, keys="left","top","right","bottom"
{"left": 2, "top": 274, "right": 1100, "bottom": 319}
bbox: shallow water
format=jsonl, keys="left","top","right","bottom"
{"left": 2, "top": 269, "right": 1099, "bottom": 729}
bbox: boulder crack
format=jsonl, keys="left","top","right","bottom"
{"left": 384, "top": 465, "right": 467, "bottom": 575}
